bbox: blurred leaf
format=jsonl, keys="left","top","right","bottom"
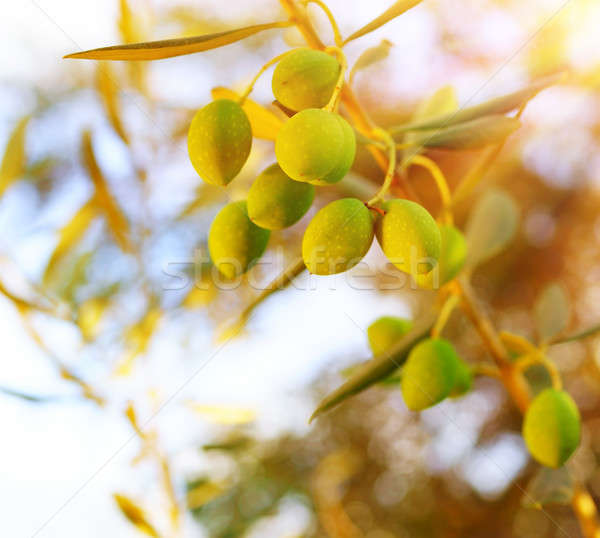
{"left": 0, "top": 385, "right": 58, "bottom": 403}
{"left": 43, "top": 200, "right": 96, "bottom": 285}
{"left": 187, "top": 402, "right": 256, "bottom": 425}
{"left": 390, "top": 73, "right": 563, "bottom": 134}
{"left": 77, "top": 297, "right": 108, "bottom": 341}
{"left": 187, "top": 480, "right": 224, "bottom": 510}
{"left": 310, "top": 310, "right": 436, "bottom": 422}
{"left": 349, "top": 39, "right": 393, "bottom": 82}
{"left": 0, "top": 116, "right": 30, "bottom": 197}
{"left": 118, "top": 0, "right": 148, "bottom": 94}
{"left": 410, "top": 115, "right": 521, "bottom": 150}
{"left": 81, "top": 131, "right": 131, "bottom": 251}
{"left": 65, "top": 21, "right": 293, "bottom": 61}
{"left": 116, "top": 307, "right": 162, "bottom": 376}
{"left": 113, "top": 494, "right": 160, "bottom": 537}
{"left": 97, "top": 63, "right": 128, "bottom": 144}
{"left": 465, "top": 189, "right": 519, "bottom": 268}
{"left": 182, "top": 282, "right": 217, "bottom": 308}
{"left": 523, "top": 466, "right": 574, "bottom": 508}
{"left": 343, "top": 0, "right": 423, "bottom": 44}
{"left": 534, "top": 282, "right": 571, "bottom": 344}
{"left": 211, "top": 87, "right": 283, "bottom": 140}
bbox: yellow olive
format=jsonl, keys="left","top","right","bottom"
{"left": 375, "top": 199, "right": 441, "bottom": 275}
{"left": 272, "top": 48, "right": 340, "bottom": 111}
{"left": 523, "top": 388, "right": 581, "bottom": 468}
{"left": 276, "top": 109, "right": 347, "bottom": 183}
{"left": 247, "top": 163, "right": 314, "bottom": 230}
{"left": 302, "top": 198, "right": 374, "bottom": 275}
{"left": 416, "top": 225, "right": 467, "bottom": 289}
{"left": 208, "top": 200, "right": 270, "bottom": 279}
{"left": 401, "top": 338, "right": 459, "bottom": 411}
{"left": 367, "top": 316, "right": 413, "bottom": 356}
{"left": 188, "top": 99, "right": 252, "bottom": 186}
{"left": 310, "top": 115, "right": 356, "bottom": 186}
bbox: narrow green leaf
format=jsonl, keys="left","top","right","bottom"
{"left": 0, "top": 116, "right": 30, "bottom": 197}
{"left": 343, "top": 0, "right": 423, "bottom": 44}
{"left": 390, "top": 73, "right": 564, "bottom": 135}
{"left": 534, "top": 282, "right": 571, "bottom": 344}
{"left": 64, "top": 21, "right": 293, "bottom": 61}
{"left": 411, "top": 115, "right": 521, "bottom": 150}
{"left": 309, "top": 309, "right": 436, "bottom": 422}
{"left": 522, "top": 466, "right": 574, "bottom": 508}
{"left": 349, "top": 39, "right": 393, "bottom": 82}
{"left": 465, "top": 189, "right": 520, "bottom": 268}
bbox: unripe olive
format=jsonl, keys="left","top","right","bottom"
{"left": 302, "top": 198, "right": 374, "bottom": 275}
{"left": 367, "top": 316, "right": 413, "bottom": 356}
{"left": 523, "top": 388, "right": 581, "bottom": 468}
{"left": 375, "top": 199, "right": 441, "bottom": 275}
{"left": 401, "top": 338, "right": 459, "bottom": 411}
{"left": 310, "top": 115, "right": 356, "bottom": 186}
{"left": 247, "top": 163, "right": 315, "bottom": 230}
{"left": 450, "top": 358, "right": 472, "bottom": 397}
{"left": 208, "top": 201, "right": 270, "bottom": 279}
{"left": 276, "top": 109, "right": 351, "bottom": 183}
{"left": 272, "top": 48, "right": 340, "bottom": 111}
{"left": 416, "top": 225, "right": 466, "bottom": 289}
{"left": 188, "top": 99, "right": 252, "bottom": 186}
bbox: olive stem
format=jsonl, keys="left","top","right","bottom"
{"left": 323, "top": 46, "right": 348, "bottom": 112}
{"left": 238, "top": 50, "right": 296, "bottom": 105}
{"left": 472, "top": 363, "right": 502, "bottom": 379}
{"left": 303, "top": 0, "right": 343, "bottom": 47}
{"left": 408, "top": 154, "right": 453, "bottom": 225}
{"left": 431, "top": 293, "right": 460, "bottom": 338}
{"left": 513, "top": 350, "right": 563, "bottom": 390}
{"left": 367, "top": 129, "right": 396, "bottom": 205}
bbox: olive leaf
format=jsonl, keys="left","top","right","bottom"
{"left": 349, "top": 39, "right": 393, "bottom": 83}
{"left": 81, "top": 131, "right": 132, "bottom": 251}
{"left": 390, "top": 72, "right": 563, "bottom": 135}
{"left": 211, "top": 87, "right": 283, "bottom": 141}
{"left": 96, "top": 63, "right": 128, "bottom": 144}
{"left": 522, "top": 466, "right": 574, "bottom": 508}
{"left": 411, "top": 115, "right": 521, "bottom": 150}
{"left": 64, "top": 21, "right": 293, "bottom": 61}
{"left": 113, "top": 494, "right": 161, "bottom": 537}
{"left": 309, "top": 309, "right": 436, "bottom": 422}
{"left": 465, "top": 189, "right": 520, "bottom": 268}
{"left": 343, "top": 0, "right": 424, "bottom": 44}
{"left": 534, "top": 282, "right": 571, "bottom": 344}
{"left": 0, "top": 116, "right": 30, "bottom": 197}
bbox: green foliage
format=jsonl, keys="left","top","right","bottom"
{"left": 400, "top": 338, "right": 460, "bottom": 410}
{"left": 208, "top": 201, "right": 270, "bottom": 279}
{"left": 247, "top": 163, "right": 314, "bottom": 230}
{"left": 188, "top": 99, "right": 252, "bottom": 186}
{"left": 272, "top": 48, "right": 340, "bottom": 110}
{"left": 375, "top": 199, "right": 441, "bottom": 275}
{"left": 275, "top": 109, "right": 355, "bottom": 184}
{"left": 534, "top": 282, "right": 571, "bottom": 344}
{"left": 302, "top": 198, "right": 373, "bottom": 275}
{"left": 523, "top": 388, "right": 581, "bottom": 468}
{"left": 367, "top": 316, "right": 413, "bottom": 356}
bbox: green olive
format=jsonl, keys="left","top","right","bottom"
{"left": 272, "top": 48, "right": 340, "bottom": 111}
{"left": 416, "top": 225, "right": 467, "bottom": 289}
{"left": 523, "top": 388, "right": 581, "bottom": 468}
{"left": 375, "top": 199, "right": 441, "bottom": 275}
{"left": 310, "top": 115, "right": 356, "bottom": 186}
{"left": 208, "top": 200, "right": 270, "bottom": 279}
{"left": 367, "top": 316, "right": 413, "bottom": 356}
{"left": 450, "top": 358, "right": 472, "bottom": 397}
{"left": 247, "top": 163, "right": 315, "bottom": 230}
{"left": 188, "top": 99, "right": 252, "bottom": 186}
{"left": 302, "top": 198, "right": 374, "bottom": 275}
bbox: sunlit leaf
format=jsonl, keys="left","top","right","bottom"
{"left": 186, "top": 402, "right": 256, "bottom": 425}
{"left": 65, "top": 21, "right": 293, "bottom": 61}
{"left": 0, "top": 116, "right": 30, "bottom": 197}
{"left": 211, "top": 87, "right": 283, "bottom": 141}
{"left": 522, "top": 466, "right": 574, "bottom": 508}
{"left": 186, "top": 480, "right": 224, "bottom": 509}
{"left": 113, "top": 494, "right": 160, "bottom": 537}
{"left": 81, "top": 131, "right": 131, "bottom": 251}
{"left": 465, "top": 189, "right": 519, "bottom": 268}
{"left": 77, "top": 297, "right": 108, "bottom": 341}
{"left": 116, "top": 307, "right": 162, "bottom": 376}
{"left": 343, "top": 0, "right": 423, "bottom": 44}
{"left": 310, "top": 310, "right": 436, "bottom": 422}
{"left": 43, "top": 200, "right": 96, "bottom": 284}
{"left": 182, "top": 281, "right": 216, "bottom": 308}
{"left": 349, "top": 39, "right": 393, "bottom": 82}
{"left": 409, "top": 115, "right": 521, "bottom": 150}
{"left": 534, "top": 282, "right": 571, "bottom": 344}
{"left": 97, "top": 63, "right": 128, "bottom": 144}
{"left": 118, "top": 0, "right": 148, "bottom": 94}
{"left": 390, "top": 73, "right": 564, "bottom": 135}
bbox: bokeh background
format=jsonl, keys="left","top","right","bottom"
{"left": 2, "top": 0, "right": 600, "bottom": 536}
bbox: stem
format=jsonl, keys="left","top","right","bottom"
{"left": 239, "top": 50, "right": 295, "bottom": 105}
{"left": 431, "top": 293, "right": 459, "bottom": 338}
{"left": 367, "top": 129, "right": 396, "bottom": 205}
{"left": 408, "top": 154, "right": 453, "bottom": 225}
{"left": 324, "top": 47, "right": 347, "bottom": 112}
{"left": 305, "top": 0, "right": 343, "bottom": 47}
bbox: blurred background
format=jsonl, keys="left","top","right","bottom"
{"left": 2, "top": 0, "right": 600, "bottom": 536}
